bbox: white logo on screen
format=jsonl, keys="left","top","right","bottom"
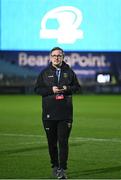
{"left": 40, "top": 6, "right": 84, "bottom": 44}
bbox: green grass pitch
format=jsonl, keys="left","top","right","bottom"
{"left": 0, "top": 95, "right": 121, "bottom": 179}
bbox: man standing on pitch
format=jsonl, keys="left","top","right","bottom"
{"left": 35, "top": 47, "right": 80, "bottom": 179}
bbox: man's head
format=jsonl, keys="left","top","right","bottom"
{"left": 50, "top": 47, "right": 64, "bottom": 67}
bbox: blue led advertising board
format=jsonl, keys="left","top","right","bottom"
{"left": 1, "top": 0, "right": 121, "bottom": 51}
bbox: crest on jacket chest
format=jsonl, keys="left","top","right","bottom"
{"left": 63, "top": 73, "right": 68, "bottom": 78}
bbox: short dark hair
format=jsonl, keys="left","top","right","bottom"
{"left": 50, "top": 47, "right": 64, "bottom": 56}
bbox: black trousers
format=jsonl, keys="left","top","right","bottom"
{"left": 43, "top": 120, "right": 72, "bottom": 170}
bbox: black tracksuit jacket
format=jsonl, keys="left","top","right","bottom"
{"left": 35, "top": 61, "right": 80, "bottom": 122}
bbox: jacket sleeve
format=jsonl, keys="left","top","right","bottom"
{"left": 65, "top": 69, "right": 81, "bottom": 94}
{"left": 34, "top": 73, "right": 53, "bottom": 96}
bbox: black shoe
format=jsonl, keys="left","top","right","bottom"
{"left": 52, "top": 166, "right": 58, "bottom": 178}
{"left": 57, "top": 168, "right": 67, "bottom": 179}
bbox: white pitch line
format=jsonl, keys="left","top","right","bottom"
{"left": 0, "top": 133, "right": 45, "bottom": 138}
{"left": 70, "top": 137, "right": 121, "bottom": 143}
{"left": 0, "top": 133, "right": 121, "bottom": 143}
{"left": 18, "top": 141, "right": 47, "bottom": 145}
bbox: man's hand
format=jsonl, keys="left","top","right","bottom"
{"left": 52, "top": 86, "right": 67, "bottom": 94}
{"left": 52, "top": 86, "right": 63, "bottom": 94}
{"left": 63, "top": 85, "right": 67, "bottom": 91}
